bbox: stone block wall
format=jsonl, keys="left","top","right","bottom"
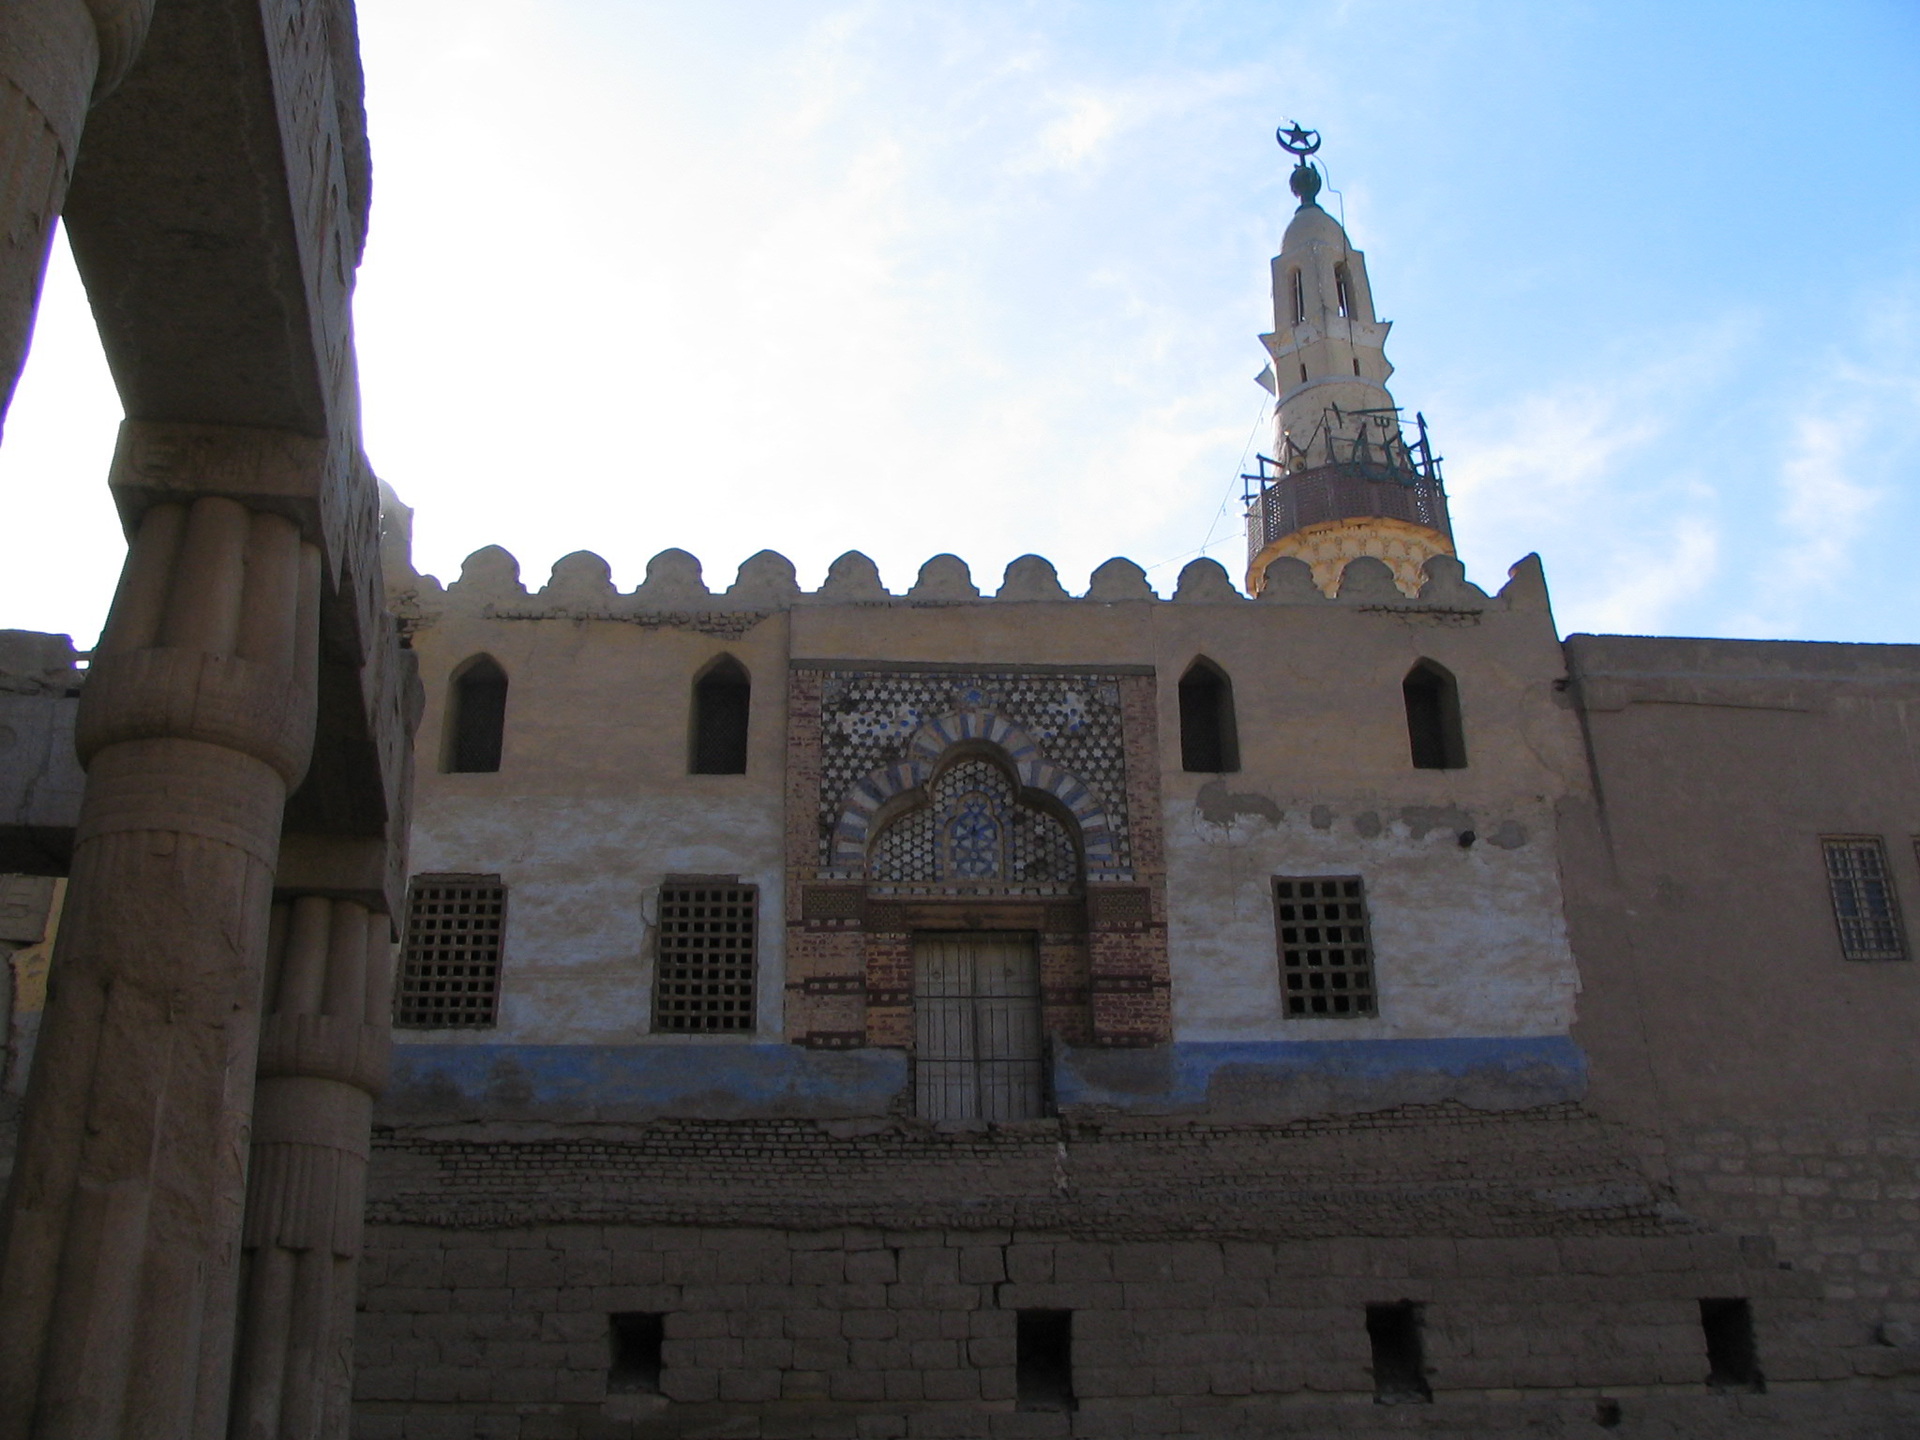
{"left": 352, "top": 1107, "right": 1920, "bottom": 1437}
{"left": 352, "top": 1222, "right": 1916, "bottom": 1438}
{"left": 1668, "top": 1118, "right": 1920, "bottom": 1317}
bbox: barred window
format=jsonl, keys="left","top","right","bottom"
{"left": 1823, "top": 837, "right": 1907, "bottom": 961}
{"left": 1274, "top": 876, "right": 1377, "bottom": 1017}
{"left": 396, "top": 875, "right": 506, "bottom": 1027}
{"left": 654, "top": 881, "right": 757, "bottom": 1032}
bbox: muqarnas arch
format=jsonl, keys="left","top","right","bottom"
{"left": 827, "top": 709, "right": 1123, "bottom": 883}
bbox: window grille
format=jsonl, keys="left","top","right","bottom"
{"left": 1274, "top": 876, "right": 1376, "bottom": 1017}
{"left": 653, "top": 881, "right": 757, "bottom": 1032}
{"left": 396, "top": 875, "right": 506, "bottom": 1027}
{"left": 1822, "top": 837, "right": 1906, "bottom": 961}
{"left": 914, "top": 933, "right": 1045, "bottom": 1120}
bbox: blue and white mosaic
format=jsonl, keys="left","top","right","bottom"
{"left": 817, "top": 671, "right": 1132, "bottom": 881}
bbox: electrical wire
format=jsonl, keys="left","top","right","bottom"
{"left": 1144, "top": 391, "right": 1272, "bottom": 579}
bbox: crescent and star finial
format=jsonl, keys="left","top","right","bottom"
{"left": 1276, "top": 121, "right": 1321, "bottom": 158}
{"left": 1278, "top": 120, "right": 1324, "bottom": 208}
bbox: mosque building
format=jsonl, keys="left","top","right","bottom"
{"left": 0, "top": 43, "right": 1914, "bottom": 1430}
{"left": 335, "top": 129, "right": 1920, "bottom": 1434}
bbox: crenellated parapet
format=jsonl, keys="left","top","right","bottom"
{"left": 383, "top": 520, "right": 1548, "bottom": 632}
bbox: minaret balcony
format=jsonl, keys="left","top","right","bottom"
{"left": 1246, "top": 459, "right": 1452, "bottom": 562}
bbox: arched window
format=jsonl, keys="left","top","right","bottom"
{"left": 1334, "top": 262, "right": 1353, "bottom": 319}
{"left": 690, "top": 655, "right": 750, "bottom": 774}
{"left": 1403, "top": 660, "right": 1466, "bottom": 770}
{"left": 1289, "top": 267, "right": 1305, "bottom": 325}
{"left": 1178, "top": 658, "right": 1240, "bottom": 773}
{"left": 445, "top": 655, "right": 507, "bottom": 773}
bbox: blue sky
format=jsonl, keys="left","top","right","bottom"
{"left": 3, "top": 1, "right": 1916, "bottom": 645}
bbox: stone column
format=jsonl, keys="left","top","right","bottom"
{"left": 0, "top": 493, "right": 319, "bottom": 1439}
{"left": 229, "top": 894, "right": 391, "bottom": 1440}
{"left": 0, "top": 0, "right": 152, "bottom": 432}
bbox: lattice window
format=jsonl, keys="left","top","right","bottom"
{"left": 1823, "top": 837, "right": 1907, "bottom": 961}
{"left": 1274, "top": 876, "right": 1376, "bottom": 1017}
{"left": 396, "top": 875, "right": 506, "bottom": 1028}
{"left": 654, "top": 881, "right": 757, "bottom": 1032}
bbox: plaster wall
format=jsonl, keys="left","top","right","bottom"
{"left": 392, "top": 537, "right": 1586, "bottom": 1102}
{"left": 1145, "top": 593, "right": 1584, "bottom": 1049}
{"left": 1562, "top": 634, "right": 1920, "bottom": 1320}
{"left": 403, "top": 608, "right": 791, "bottom": 1045}
{"left": 1562, "top": 635, "right": 1920, "bottom": 1130}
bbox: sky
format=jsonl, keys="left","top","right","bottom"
{"left": 2, "top": 0, "right": 1917, "bottom": 648}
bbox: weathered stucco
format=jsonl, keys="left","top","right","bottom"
{"left": 389, "top": 525, "right": 1585, "bottom": 1113}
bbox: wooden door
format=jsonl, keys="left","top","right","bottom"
{"left": 913, "top": 932, "right": 1044, "bottom": 1120}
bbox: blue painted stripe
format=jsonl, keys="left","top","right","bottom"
{"left": 386, "top": 1043, "right": 906, "bottom": 1118}
{"left": 1056, "top": 1036, "right": 1586, "bottom": 1111}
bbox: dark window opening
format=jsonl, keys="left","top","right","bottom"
{"left": 446, "top": 655, "right": 507, "bottom": 773}
{"left": 1289, "top": 267, "right": 1305, "bottom": 324}
{"left": 609, "top": 1312, "right": 664, "bottom": 1393}
{"left": 690, "top": 655, "right": 750, "bottom": 774}
{"left": 1823, "top": 837, "right": 1907, "bottom": 961}
{"left": 1179, "top": 658, "right": 1240, "bottom": 773}
{"left": 1335, "top": 262, "right": 1353, "bottom": 318}
{"left": 1352, "top": 358, "right": 1361, "bottom": 376}
{"left": 1016, "top": 1310, "right": 1075, "bottom": 1412}
{"left": 1366, "top": 1302, "right": 1431, "bottom": 1404}
{"left": 1298, "top": 362, "right": 1308, "bottom": 383}
{"left": 1700, "top": 1298, "right": 1763, "bottom": 1392}
{"left": 1403, "top": 660, "right": 1466, "bottom": 770}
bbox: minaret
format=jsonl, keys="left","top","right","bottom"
{"left": 1245, "top": 124, "right": 1454, "bottom": 596}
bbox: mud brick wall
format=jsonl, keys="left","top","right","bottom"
{"left": 368, "top": 1104, "right": 1693, "bottom": 1239}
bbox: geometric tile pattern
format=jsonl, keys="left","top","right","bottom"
{"left": 869, "top": 754, "right": 1079, "bottom": 892}
{"left": 817, "top": 671, "right": 1130, "bottom": 879}
{"left": 826, "top": 707, "right": 1124, "bottom": 883}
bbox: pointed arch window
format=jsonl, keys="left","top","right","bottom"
{"left": 690, "top": 655, "right": 751, "bottom": 775}
{"left": 445, "top": 655, "right": 508, "bottom": 774}
{"left": 1289, "top": 267, "right": 1306, "bottom": 325}
{"left": 1179, "top": 658, "right": 1240, "bottom": 773}
{"left": 1403, "top": 660, "right": 1466, "bottom": 770}
{"left": 1334, "top": 262, "right": 1353, "bottom": 319}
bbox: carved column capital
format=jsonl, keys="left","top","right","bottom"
{"left": 79, "top": 0, "right": 152, "bottom": 97}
